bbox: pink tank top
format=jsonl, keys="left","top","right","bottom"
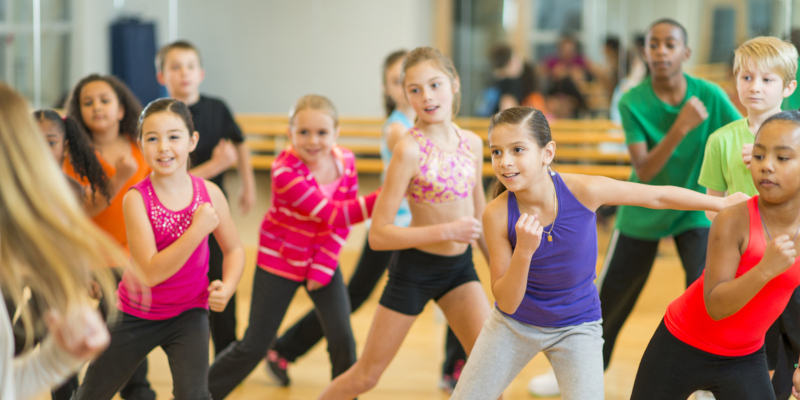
{"left": 117, "top": 175, "right": 212, "bottom": 320}
{"left": 665, "top": 196, "right": 800, "bottom": 356}
{"left": 407, "top": 127, "right": 476, "bottom": 203}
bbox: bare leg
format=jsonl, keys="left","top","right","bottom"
{"left": 317, "top": 305, "right": 416, "bottom": 400}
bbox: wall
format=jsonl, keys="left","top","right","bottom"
{"left": 70, "top": 0, "right": 434, "bottom": 115}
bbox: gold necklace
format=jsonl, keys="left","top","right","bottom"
{"left": 545, "top": 170, "right": 558, "bottom": 242}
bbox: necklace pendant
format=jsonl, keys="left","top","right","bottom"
{"left": 548, "top": 235, "right": 553, "bottom": 242}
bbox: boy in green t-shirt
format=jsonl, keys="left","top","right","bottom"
{"left": 699, "top": 36, "right": 799, "bottom": 400}
{"left": 700, "top": 37, "right": 797, "bottom": 209}
{"left": 528, "top": 18, "right": 742, "bottom": 397}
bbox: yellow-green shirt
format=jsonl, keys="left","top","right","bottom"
{"left": 698, "top": 118, "right": 758, "bottom": 196}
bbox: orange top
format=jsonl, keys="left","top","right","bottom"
{"left": 64, "top": 140, "right": 151, "bottom": 252}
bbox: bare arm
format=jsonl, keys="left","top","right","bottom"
{"left": 704, "top": 188, "right": 726, "bottom": 222}
{"left": 123, "top": 190, "right": 218, "bottom": 287}
{"left": 368, "top": 135, "right": 480, "bottom": 251}
{"left": 483, "top": 196, "right": 540, "bottom": 314}
{"left": 704, "top": 205, "right": 797, "bottom": 319}
{"left": 233, "top": 141, "right": 256, "bottom": 215}
{"left": 628, "top": 97, "right": 708, "bottom": 183}
{"left": 565, "top": 173, "right": 748, "bottom": 213}
{"left": 469, "top": 132, "right": 490, "bottom": 262}
{"left": 205, "top": 182, "right": 245, "bottom": 312}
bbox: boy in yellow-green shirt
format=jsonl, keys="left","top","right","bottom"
{"left": 698, "top": 36, "right": 798, "bottom": 400}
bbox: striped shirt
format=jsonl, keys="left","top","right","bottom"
{"left": 258, "top": 146, "right": 378, "bottom": 285}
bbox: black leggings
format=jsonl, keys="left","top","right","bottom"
{"left": 207, "top": 233, "right": 237, "bottom": 356}
{"left": 208, "top": 267, "right": 356, "bottom": 399}
{"left": 631, "top": 320, "right": 774, "bottom": 400}
{"left": 599, "top": 228, "right": 709, "bottom": 369}
{"left": 273, "top": 236, "right": 468, "bottom": 375}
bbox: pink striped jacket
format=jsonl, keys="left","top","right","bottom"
{"left": 258, "top": 146, "right": 378, "bottom": 286}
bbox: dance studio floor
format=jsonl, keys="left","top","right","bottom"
{"left": 45, "top": 172, "right": 712, "bottom": 399}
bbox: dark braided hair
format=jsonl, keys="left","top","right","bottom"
{"left": 34, "top": 109, "right": 111, "bottom": 204}
{"left": 65, "top": 74, "right": 143, "bottom": 143}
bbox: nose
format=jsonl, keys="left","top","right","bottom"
{"left": 500, "top": 151, "right": 514, "bottom": 167}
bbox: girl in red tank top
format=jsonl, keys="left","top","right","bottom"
{"left": 631, "top": 110, "right": 800, "bottom": 400}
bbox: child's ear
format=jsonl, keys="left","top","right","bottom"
{"left": 452, "top": 77, "right": 461, "bottom": 95}
{"left": 156, "top": 71, "right": 166, "bottom": 86}
{"left": 189, "top": 131, "right": 199, "bottom": 152}
{"left": 332, "top": 126, "right": 340, "bottom": 143}
{"left": 682, "top": 46, "right": 692, "bottom": 62}
{"left": 543, "top": 140, "right": 556, "bottom": 166}
{"left": 199, "top": 68, "right": 206, "bottom": 83}
{"left": 784, "top": 80, "right": 798, "bottom": 98}
{"left": 117, "top": 104, "right": 125, "bottom": 121}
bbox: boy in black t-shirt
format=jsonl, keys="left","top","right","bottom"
{"left": 156, "top": 41, "right": 256, "bottom": 356}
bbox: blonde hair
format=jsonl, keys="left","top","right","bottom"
{"left": 402, "top": 47, "right": 461, "bottom": 116}
{"left": 289, "top": 94, "right": 339, "bottom": 128}
{"left": 734, "top": 36, "right": 798, "bottom": 88}
{"left": 0, "top": 83, "right": 122, "bottom": 346}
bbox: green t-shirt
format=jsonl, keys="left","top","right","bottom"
{"left": 616, "top": 74, "right": 742, "bottom": 240}
{"left": 698, "top": 118, "right": 758, "bottom": 196}
{"left": 782, "top": 57, "right": 800, "bottom": 111}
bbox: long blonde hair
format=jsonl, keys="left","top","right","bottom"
{"left": 0, "top": 83, "right": 123, "bottom": 346}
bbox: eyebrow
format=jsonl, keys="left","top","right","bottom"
{"left": 489, "top": 141, "right": 526, "bottom": 148}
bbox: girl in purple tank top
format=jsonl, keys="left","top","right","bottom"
{"left": 450, "top": 107, "right": 748, "bottom": 400}
{"left": 73, "top": 98, "right": 245, "bottom": 400}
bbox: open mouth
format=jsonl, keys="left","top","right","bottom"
{"left": 424, "top": 105, "right": 440, "bottom": 113}
{"left": 502, "top": 172, "right": 519, "bottom": 178}
{"left": 760, "top": 179, "right": 777, "bottom": 187}
{"left": 157, "top": 157, "right": 175, "bottom": 164}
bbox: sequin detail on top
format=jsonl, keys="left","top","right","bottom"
{"left": 145, "top": 177, "right": 205, "bottom": 238}
{"left": 407, "top": 127, "right": 476, "bottom": 203}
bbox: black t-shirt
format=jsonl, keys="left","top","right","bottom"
{"left": 187, "top": 95, "right": 244, "bottom": 192}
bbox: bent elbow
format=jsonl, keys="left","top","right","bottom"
{"left": 368, "top": 230, "right": 389, "bottom": 251}
{"left": 704, "top": 303, "right": 727, "bottom": 321}
{"left": 633, "top": 166, "right": 653, "bottom": 184}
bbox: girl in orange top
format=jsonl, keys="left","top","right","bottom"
{"left": 64, "top": 74, "right": 150, "bottom": 251}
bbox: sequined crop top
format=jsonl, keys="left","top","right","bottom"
{"left": 407, "top": 127, "right": 476, "bottom": 203}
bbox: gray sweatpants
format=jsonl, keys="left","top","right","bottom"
{"left": 451, "top": 308, "right": 604, "bottom": 400}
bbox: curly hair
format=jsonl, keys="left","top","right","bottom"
{"left": 34, "top": 109, "right": 111, "bottom": 204}
{"left": 65, "top": 74, "right": 143, "bottom": 143}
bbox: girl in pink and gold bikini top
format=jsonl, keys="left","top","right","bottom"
{"left": 407, "top": 126, "right": 476, "bottom": 204}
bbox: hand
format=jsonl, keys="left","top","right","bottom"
{"left": 191, "top": 203, "right": 219, "bottom": 236}
{"left": 238, "top": 186, "right": 256, "bottom": 216}
{"left": 87, "top": 280, "right": 102, "bottom": 300}
{"left": 448, "top": 216, "right": 482, "bottom": 243}
{"left": 514, "top": 213, "right": 544, "bottom": 254}
{"left": 760, "top": 235, "right": 797, "bottom": 280}
{"left": 674, "top": 96, "right": 709, "bottom": 135}
{"left": 742, "top": 143, "right": 753, "bottom": 169}
{"left": 306, "top": 279, "right": 324, "bottom": 292}
{"left": 207, "top": 280, "right": 232, "bottom": 312}
{"left": 45, "top": 305, "right": 109, "bottom": 361}
{"left": 723, "top": 192, "right": 750, "bottom": 208}
{"left": 211, "top": 139, "right": 237, "bottom": 169}
{"left": 114, "top": 154, "right": 138, "bottom": 182}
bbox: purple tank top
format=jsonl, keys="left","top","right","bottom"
{"left": 117, "top": 175, "right": 211, "bottom": 320}
{"left": 503, "top": 172, "right": 601, "bottom": 327}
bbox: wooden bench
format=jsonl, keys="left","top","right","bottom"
{"left": 236, "top": 114, "right": 632, "bottom": 180}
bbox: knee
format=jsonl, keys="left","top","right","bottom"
{"left": 350, "top": 364, "right": 381, "bottom": 393}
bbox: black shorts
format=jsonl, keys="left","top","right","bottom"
{"left": 379, "top": 246, "right": 479, "bottom": 316}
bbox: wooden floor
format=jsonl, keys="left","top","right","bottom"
{"left": 37, "top": 172, "right": 728, "bottom": 399}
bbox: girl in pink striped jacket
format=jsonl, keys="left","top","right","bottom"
{"left": 208, "top": 95, "right": 379, "bottom": 399}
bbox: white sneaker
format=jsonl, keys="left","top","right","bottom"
{"left": 527, "top": 370, "right": 560, "bottom": 397}
{"left": 694, "top": 390, "right": 715, "bottom": 400}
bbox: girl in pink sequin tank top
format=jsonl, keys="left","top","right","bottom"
{"left": 73, "top": 99, "right": 245, "bottom": 400}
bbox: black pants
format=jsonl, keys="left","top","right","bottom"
{"left": 599, "top": 228, "right": 709, "bottom": 369}
{"left": 73, "top": 308, "right": 211, "bottom": 400}
{"left": 208, "top": 267, "right": 356, "bottom": 399}
{"left": 208, "top": 233, "right": 237, "bottom": 356}
{"left": 631, "top": 320, "right": 774, "bottom": 400}
{"left": 766, "top": 287, "right": 800, "bottom": 400}
{"left": 274, "top": 237, "right": 467, "bottom": 375}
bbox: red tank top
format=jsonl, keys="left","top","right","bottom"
{"left": 665, "top": 196, "right": 800, "bottom": 356}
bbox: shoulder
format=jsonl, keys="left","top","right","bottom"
{"left": 462, "top": 129, "right": 484, "bottom": 148}
{"left": 712, "top": 200, "right": 750, "bottom": 241}
{"left": 122, "top": 187, "right": 145, "bottom": 211}
{"left": 392, "top": 131, "right": 422, "bottom": 161}
{"left": 197, "top": 95, "right": 228, "bottom": 108}
{"left": 708, "top": 118, "right": 746, "bottom": 143}
{"left": 484, "top": 191, "right": 510, "bottom": 229}
{"left": 619, "top": 79, "right": 651, "bottom": 105}
{"left": 560, "top": 172, "right": 605, "bottom": 201}
{"left": 335, "top": 146, "right": 357, "bottom": 167}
